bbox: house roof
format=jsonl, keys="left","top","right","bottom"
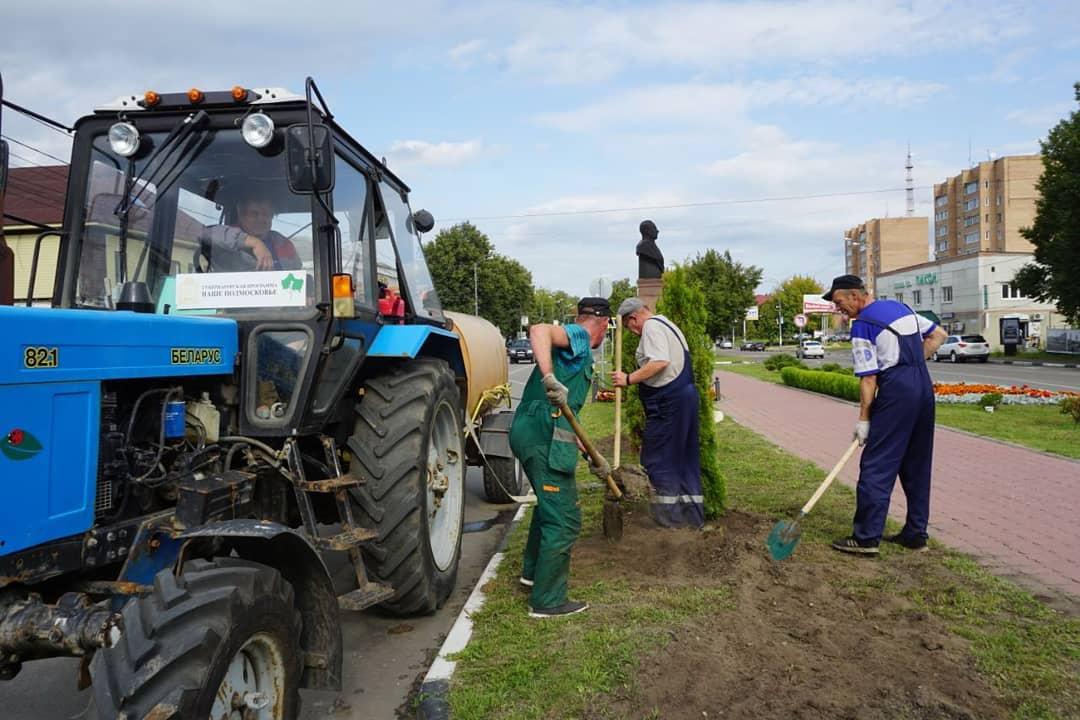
{"left": 755, "top": 293, "right": 771, "bottom": 306}
{"left": 3, "top": 165, "right": 68, "bottom": 226}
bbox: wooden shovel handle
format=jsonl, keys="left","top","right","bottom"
{"left": 614, "top": 316, "right": 623, "bottom": 468}
{"left": 800, "top": 439, "right": 860, "bottom": 515}
{"left": 557, "top": 401, "right": 623, "bottom": 500}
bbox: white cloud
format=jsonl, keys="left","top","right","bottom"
{"left": 538, "top": 76, "right": 946, "bottom": 132}
{"left": 448, "top": 39, "right": 488, "bottom": 69}
{"left": 387, "top": 139, "right": 487, "bottom": 167}
{"left": 1006, "top": 102, "right": 1073, "bottom": 129}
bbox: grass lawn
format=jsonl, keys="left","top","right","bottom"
{"left": 991, "top": 350, "right": 1080, "bottom": 364}
{"left": 935, "top": 403, "right": 1080, "bottom": 459}
{"left": 713, "top": 359, "right": 783, "bottom": 385}
{"left": 445, "top": 402, "right": 1080, "bottom": 719}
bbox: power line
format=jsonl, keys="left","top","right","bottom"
{"left": 436, "top": 185, "right": 933, "bottom": 223}
{"left": 1, "top": 134, "right": 68, "bottom": 165}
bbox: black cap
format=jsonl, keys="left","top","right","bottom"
{"left": 822, "top": 274, "right": 865, "bottom": 302}
{"left": 577, "top": 297, "right": 612, "bottom": 317}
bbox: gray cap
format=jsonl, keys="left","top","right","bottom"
{"left": 617, "top": 297, "right": 645, "bottom": 317}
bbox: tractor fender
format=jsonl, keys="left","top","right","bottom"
{"left": 176, "top": 521, "right": 344, "bottom": 690}
{"left": 366, "top": 324, "right": 465, "bottom": 376}
{"left": 478, "top": 410, "right": 515, "bottom": 460}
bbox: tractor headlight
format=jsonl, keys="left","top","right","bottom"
{"left": 241, "top": 112, "right": 275, "bottom": 149}
{"left": 108, "top": 122, "right": 141, "bottom": 157}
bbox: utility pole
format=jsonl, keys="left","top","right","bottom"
{"left": 473, "top": 263, "right": 479, "bottom": 316}
{"left": 777, "top": 296, "right": 784, "bottom": 348}
{"left": 905, "top": 144, "right": 915, "bottom": 217}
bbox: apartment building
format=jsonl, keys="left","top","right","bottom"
{"left": 932, "top": 154, "right": 1042, "bottom": 259}
{"left": 843, "top": 216, "right": 929, "bottom": 296}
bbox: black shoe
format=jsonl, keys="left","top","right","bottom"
{"left": 528, "top": 600, "right": 589, "bottom": 618}
{"left": 831, "top": 536, "right": 880, "bottom": 555}
{"left": 884, "top": 532, "right": 928, "bottom": 552}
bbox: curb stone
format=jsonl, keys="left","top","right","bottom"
{"left": 991, "top": 359, "right": 1079, "bottom": 369}
{"left": 416, "top": 503, "right": 529, "bottom": 720}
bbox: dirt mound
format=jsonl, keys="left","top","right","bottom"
{"left": 573, "top": 507, "right": 1008, "bottom": 720}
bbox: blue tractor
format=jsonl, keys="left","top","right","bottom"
{"left": 0, "top": 78, "right": 519, "bottom": 718}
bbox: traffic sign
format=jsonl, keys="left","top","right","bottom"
{"left": 794, "top": 313, "right": 807, "bottom": 328}
{"left": 589, "top": 276, "right": 613, "bottom": 299}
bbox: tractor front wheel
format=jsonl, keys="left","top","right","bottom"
{"left": 91, "top": 557, "right": 302, "bottom": 719}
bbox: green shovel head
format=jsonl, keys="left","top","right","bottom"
{"left": 766, "top": 517, "right": 802, "bottom": 560}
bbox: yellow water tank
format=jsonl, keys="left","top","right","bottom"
{"left": 444, "top": 311, "right": 508, "bottom": 415}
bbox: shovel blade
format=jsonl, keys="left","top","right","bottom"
{"left": 766, "top": 518, "right": 802, "bottom": 560}
{"left": 602, "top": 499, "right": 624, "bottom": 541}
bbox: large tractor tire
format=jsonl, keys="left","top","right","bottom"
{"left": 91, "top": 557, "right": 302, "bottom": 719}
{"left": 483, "top": 455, "right": 526, "bottom": 504}
{"left": 347, "top": 358, "right": 465, "bottom": 616}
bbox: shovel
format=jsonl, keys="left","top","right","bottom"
{"left": 766, "top": 439, "right": 860, "bottom": 560}
{"left": 555, "top": 400, "right": 624, "bottom": 541}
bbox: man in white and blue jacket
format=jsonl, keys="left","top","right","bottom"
{"left": 824, "top": 275, "right": 948, "bottom": 555}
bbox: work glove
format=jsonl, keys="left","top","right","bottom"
{"left": 588, "top": 456, "right": 612, "bottom": 481}
{"left": 542, "top": 373, "right": 568, "bottom": 407}
{"left": 853, "top": 420, "right": 870, "bottom": 447}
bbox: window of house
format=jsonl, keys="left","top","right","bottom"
{"left": 997, "top": 194, "right": 1002, "bottom": 206}
{"left": 930, "top": 287, "right": 935, "bottom": 302}
{"left": 964, "top": 197, "right": 979, "bottom": 211}
{"left": 942, "top": 286, "right": 953, "bottom": 302}
{"left": 936, "top": 224, "right": 948, "bottom": 237}
{"left": 1001, "top": 283, "right": 1025, "bottom": 299}
{"left": 964, "top": 231, "right": 979, "bottom": 244}
{"left": 935, "top": 195, "right": 948, "bottom": 208}
{"left": 913, "top": 289, "right": 922, "bottom": 305}
{"left": 895, "top": 293, "right": 904, "bottom": 302}
{"left": 964, "top": 181, "right": 978, "bottom": 194}
{"left": 964, "top": 215, "right": 979, "bottom": 227}
{"left": 983, "top": 179, "right": 989, "bottom": 189}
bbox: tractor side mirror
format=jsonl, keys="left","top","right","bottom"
{"left": 285, "top": 124, "right": 334, "bottom": 194}
{"left": 412, "top": 209, "right": 434, "bottom": 234}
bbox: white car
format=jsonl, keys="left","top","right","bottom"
{"left": 796, "top": 340, "right": 825, "bottom": 359}
{"left": 719, "top": 339, "right": 733, "bottom": 349}
{"left": 934, "top": 334, "right": 990, "bottom": 363}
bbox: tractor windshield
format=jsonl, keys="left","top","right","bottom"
{"left": 75, "top": 127, "right": 316, "bottom": 313}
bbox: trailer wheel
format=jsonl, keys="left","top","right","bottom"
{"left": 348, "top": 358, "right": 465, "bottom": 616}
{"left": 483, "top": 456, "right": 526, "bottom": 504}
{"left": 91, "top": 557, "right": 301, "bottom": 719}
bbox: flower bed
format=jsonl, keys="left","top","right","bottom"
{"left": 933, "top": 382, "right": 1079, "bottom": 405}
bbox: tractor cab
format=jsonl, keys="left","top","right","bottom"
{"left": 51, "top": 82, "right": 443, "bottom": 435}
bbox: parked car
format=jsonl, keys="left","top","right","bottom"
{"left": 796, "top": 340, "right": 825, "bottom": 359}
{"left": 719, "top": 339, "right": 734, "bottom": 349}
{"left": 740, "top": 341, "right": 766, "bottom": 351}
{"left": 934, "top": 334, "right": 990, "bottom": 363}
{"left": 507, "top": 338, "right": 535, "bottom": 364}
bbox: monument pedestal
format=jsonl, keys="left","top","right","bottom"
{"left": 638, "top": 277, "right": 663, "bottom": 311}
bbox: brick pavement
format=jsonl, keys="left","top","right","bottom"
{"left": 717, "top": 371, "right": 1080, "bottom": 605}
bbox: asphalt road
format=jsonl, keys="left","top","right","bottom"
{"left": 0, "top": 363, "right": 534, "bottom": 720}
{"left": 728, "top": 348, "right": 1080, "bottom": 393}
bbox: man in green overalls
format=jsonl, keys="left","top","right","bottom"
{"left": 510, "top": 297, "right": 612, "bottom": 618}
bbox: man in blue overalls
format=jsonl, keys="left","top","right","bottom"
{"left": 612, "top": 297, "right": 704, "bottom": 529}
{"left": 825, "top": 275, "right": 948, "bottom": 555}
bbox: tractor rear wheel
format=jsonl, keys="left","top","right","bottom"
{"left": 91, "top": 557, "right": 301, "bottom": 719}
{"left": 347, "top": 358, "right": 465, "bottom": 616}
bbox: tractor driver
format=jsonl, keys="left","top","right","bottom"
{"left": 203, "top": 190, "right": 302, "bottom": 272}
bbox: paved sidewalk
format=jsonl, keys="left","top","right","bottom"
{"left": 717, "top": 372, "right": 1080, "bottom": 606}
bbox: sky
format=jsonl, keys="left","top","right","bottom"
{"left": 3, "top": 0, "right": 1079, "bottom": 296}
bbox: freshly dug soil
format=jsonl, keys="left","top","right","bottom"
{"left": 574, "top": 507, "right": 1009, "bottom": 720}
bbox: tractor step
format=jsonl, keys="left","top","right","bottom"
{"left": 298, "top": 475, "right": 361, "bottom": 493}
{"left": 315, "top": 527, "right": 379, "bottom": 551}
{"left": 338, "top": 582, "right": 396, "bottom": 612}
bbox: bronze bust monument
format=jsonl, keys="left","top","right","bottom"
{"left": 636, "top": 220, "right": 664, "bottom": 279}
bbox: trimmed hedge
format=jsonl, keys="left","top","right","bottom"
{"left": 763, "top": 353, "right": 805, "bottom": 372}
{"left": 780, "top": 366, "right": 861, "bottom": 402}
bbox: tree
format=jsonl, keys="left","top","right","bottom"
{"left": 424, "top": 222, "right": 534, "bottom": 336}
{"left": 1013, "top": 83, "right": 1080, "bottom": 325}
{"left": 686, "top": 249, "right": 763, "bottom": 341}
{"left": 527, "top": 288, "right": 578, "bottom": 325}
{"left": 758, "top": 275, "right": 825, "bottom": 344}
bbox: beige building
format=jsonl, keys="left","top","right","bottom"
{"left": 843, "top": 216, "right": 929, "bottom": 296}
{"left": 3, "top": 165, "right": 67, "bottom": 305}
{"left": 932, "top": 154, "right": 1042, "bottom": 260}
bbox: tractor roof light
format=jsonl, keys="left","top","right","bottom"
{"left": 143, "top": 90, "right": 161, "bottom": 107}
{"left": 108, "top": 122, "right": 141, "bottom": 157}
{"left": 187, "top": 88, "right": 205, "bottom": 104}
{"left": 231, "top": 85, "right": 249, "bottom": 102}
{"left": 241, "top": 112, "right": 275, "bottom": 148}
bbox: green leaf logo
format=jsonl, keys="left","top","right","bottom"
{"left": 282, "top": 273, "right": 304, "bottom": 291}
{"left": 1, "top": 428, "right": 43, "bottom": 461}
